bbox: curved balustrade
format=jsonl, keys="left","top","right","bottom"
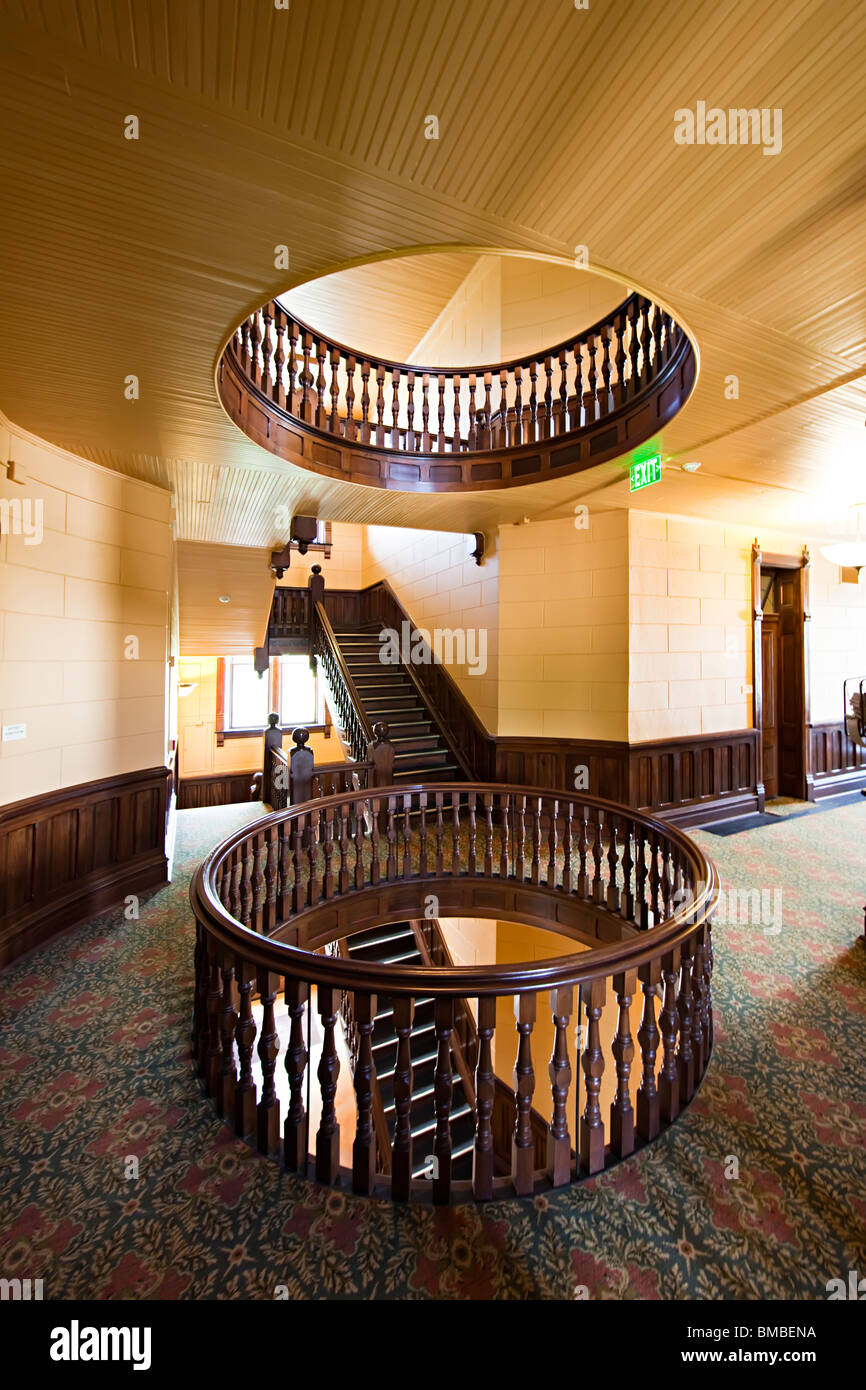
{"left": 216, "top": 290, "right": 697, "bottom": 492}
{"left": 191, "top": 782, "right": 718, "bottom": 1202}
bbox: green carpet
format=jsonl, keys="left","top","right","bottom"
{"left": 0, "top": 799, "right": 864, "bottom": 1300}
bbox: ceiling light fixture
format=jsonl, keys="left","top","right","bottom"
{"left": 681, "top": 461, "right": 702, "bottom": 473}
{"left": 218, "top": 593, "right": 231, "bottom": 603}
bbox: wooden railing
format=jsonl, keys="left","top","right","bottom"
{"left": 311, "top": 599, "right": 373, "bottom": 763}
{"left": 190, "top": 782, "right": 718, "bottom": 1202}
{"left": 217, "top": 292, "right": 696, "bottom": 492}
{"left": 268, "top": 726, "right": 395, "bottom": 811}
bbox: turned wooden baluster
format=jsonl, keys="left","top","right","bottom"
{"left": 369, "top": 797, "right": 380, "bottom": 885}
{"left": 528, "top": 360, "right": 538, "bottom": 438}
{"left": 234, "top": 959, "right": 257, "bottom": 1138}
{"left": 586, "top": 335, "right": 599, "bottom": 421}
{"left": 452, "top": 373, "right": 461, "bottom": 449}
{"left": 316, "top": 985, "right": 341, "bottom": 1184}
{"left": 450, "top": 790, "right": 460, "bottom": 873}
{"left": 286, "top": 320, "right": 298, "bottom": 412}
{"left": 300, "top": 333, "right": 314, "bottom": 421}
{"left": 375, "top": 364, "right": 386, "bottom": 445}
{"left": 434, "top": 374, "right": 445, "bottom": 450}
{"left": 512, "top": 993, "right": 536, "bottom": 1195}
{"left": 497, "top": 369, "right": 509, "bottom": 446}
{"left": 421, "top": 373, "right": 431, "bottom": 450}
{"left": 239, "top": 316, "right": 251, "bottom": 374}
{"left": 432, "top": 998, "right": 454, "bottom": 1204}
{"left": 557, "top": 349, "right": 569, "bottom": 433}
{"left": 543, "top": 357, "right": 553, "bottom": 438}
{"left": 512, "top": 365, "right": 523, "bottom": 446}
{"left": 579, "top": 978, "right": 606, "bottom": 1174}
{"left": 345, "top": 355, "right": 356, "bottom": 440}
{"left": 636, "top": 960, "right": 661, "bottom": 1141}
{"left": 418, "top": 792, "right": 429, "bottom": 876}
{"left": 272, "top": 306, "right": 286, "bottom": 407}
{"left": 648, "top": 830, "right": 662, "bottom": 925}
{"left": 640, "top": 298, "right": 652, "bottom": 387}
{"left": 516, "top": 794, "right": 527, "bottom": 880}
{"left": 263, "top": 824, "right": 278, "bottom": 932}
{"left": 628, "top": 298, "right": 641, "bottom": 394}
{"left": 391, "top": 996, "right": 414, "bottom": 1200}
{"left": 239, "top": 846, "right": 252, "bottom": 925}
{"left": 635, "top": 825, "right": 650, "bottom": 928}
{"left": 562, "top": 799, "right": 574, "bottom": 892}
{"left": 406, "top": 371, "right": 416, "bottom": 449}
{"left": 606, "top": 811, "right": 620, "bottom": 912}
{"left": 329, "top": 347, "right": 341, "bottom": 431}
{"left": 548, "top": 986, "right": 573, "bottom": 1186}
{"left": 315, "top": 340, "right": 327, "bottom": 426}
{"left": 338, "top": 804, "right": 349, "bottom": 893}
{"left": 611, "top": 969, "right": 637, "bottom": 1157}
{"left": 600, "top": 329, "right": 612, "bottom": 411}
{"left": 206, "top": 948, "right": 222, "bottom": 1094}
{"left": 352, "top": 991, "right": 378, "bottom": 1194}
{"left": 577, "top": 805, "right": 589, "bottom": 898}
{"left": 385, "top": 796, "right": 397, "bottom": 880}
{"left": 482, "top": 371, "right": 493, "bottom": 446}
{"left": 256, "top": 969, "right": 280, "bottom": 1154}
{"left": 677, "top": 936, "right": 696, "bottom": 1101}
{"left": 652, "top": 302, "right": 663, "bottom": 371}
{"left": 620, "top": 817, "right": 635, "bottom": 923}
{"left": 484, "top": 793, "right": 494, "bottom": 877}
{"left": 322, "top": 809, "right": 335, "bottom": 898}
{"left": 307, "top": 812, "right": 319, "bottom": 908}
{"left": 473, "top": 996, "right": 496, "bottom": 1200}
{"left": 390, "top": 367, "right": 401, "bottom": 447}
{"left": 658, "top": 946, "right": 681, "bottom": 1122}
{"left": 217, "top": 957, "right": 237, "bottom": 1120}
{"left": 248, "top": 311, "right": 261, "bottom": 390}
{"left": 614, "top": 308, "right": 627, "bottom": 404}
{"left": 360, "top": 360, "right": 371, "bottom": 443}
{"left": 283, "top": 978, "right": 309, "bottom": 1169}
{"left": 547, "top": 796, "right": 559, "bottom": 888}
{"left": 691, "top": 927, "right": 706, "bottom": 1077}
{"left": 467, "top": 373, "right": 477, "bottom": 447}
{"left": 530, "top": 796, "right": 542, "bottom": 885}
{"left": 499, "top": 791, "right": 511, "bottom": 878}
{"left": 434, "top": 792, "right": 444, "bottom": 874}
{"left": 591, "top": 812, "right": 604, "bottom": 905}
{"left": 466, "top": 791, "right": 477, "bottom": 875}
{"left": 252, "top": 830, "right": 267, "bottom": 931}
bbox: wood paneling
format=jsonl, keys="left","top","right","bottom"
{"left": 0, "top": 767, "right": 171, "bottom": 968}
{"left": 810, "top": 720, "right": 866, "bottom": 798}
{"left": 177, "top": 771, "right": 260, "bottom": 810}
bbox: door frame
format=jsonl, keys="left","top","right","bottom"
{"left": 751, "top": 541, "right": 812, "bottom": 809}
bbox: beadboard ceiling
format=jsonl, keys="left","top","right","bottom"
{"left": 0, "top": 0, "right": 864, "bottom": 547}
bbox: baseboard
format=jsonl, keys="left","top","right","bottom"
{"left": 654, "top": 791, "right": 761, "bottom": 829}
{"left": 0, "top": 851, "right": 168, "bottom": 969}
{"left": 811, "top": 768, "right": 866, "bottom": 800}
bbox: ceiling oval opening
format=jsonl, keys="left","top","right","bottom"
{"left": 216, "top": 249, "right": 696, "bottom": 494}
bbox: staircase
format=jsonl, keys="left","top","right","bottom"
{"left": 345, "top": 921, "right": 476, "bottom": 1179}
{"left": 331, "top": 624, "right": 464, "bottom": 783}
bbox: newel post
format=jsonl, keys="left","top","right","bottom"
{"left": 367, "top": 722, "right": 395, "bottom": 787}
{"left": 308, "top": 562, "right": 325, "bottom": 668}
{"left": 289, "top": 727, "right": 315, "bottom": 804}
{"left": 263, "top": 712, "right": 282, "bottom": 806}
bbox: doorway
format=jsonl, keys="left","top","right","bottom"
{"left": 752, "top": 548, "right": 811, "bottom": 804}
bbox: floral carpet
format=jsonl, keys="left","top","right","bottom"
{"left": 0, "top": 799, "right": 864, "bottom": 1301}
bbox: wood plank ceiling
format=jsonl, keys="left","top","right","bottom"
{"left": 0, "top": 0, "right": 864, "bottom": 547}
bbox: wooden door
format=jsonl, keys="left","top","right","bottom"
{"left": 761, "top": 614, "right": 780, "bottom": 797}
{"left": 776, "top": 569, "right": 805, "bottom": 798}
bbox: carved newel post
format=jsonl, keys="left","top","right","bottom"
{"left": 289, "top": 727, "right": 315, "bottom": 805}
{"left": 263, "top": 712, "right": 282, "bottom": 806}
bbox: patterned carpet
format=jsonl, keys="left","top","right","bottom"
{"left": 1, "top": 798, "right": 864, "bottom": 1301}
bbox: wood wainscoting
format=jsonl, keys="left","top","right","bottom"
{"left": 493, "top": 730, "right": 760, "bottom": 827}
{"left": 810, "top": 720, "right": 866, "bottom": 799}
{"left": 0, "top": 766, "right": 172, "bottom": 968}
{"left": 177, "top": 770, "right": 260, "bottom": 809}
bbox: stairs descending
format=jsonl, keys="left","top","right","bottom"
{"left": 332, "top": 625, "right": 463, "bottom": 783}
{"left": 345, "top": 921, "right": 476, "bottom": 1179}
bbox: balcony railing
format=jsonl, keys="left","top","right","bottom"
{"left": 216, "top": 290, "right": 696, "bottom": 492}
{"left": 190, "top": 781, "right": 718, "bottom": 1203}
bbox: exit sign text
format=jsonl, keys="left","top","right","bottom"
{"left": 630, "top": 455, "right": 663, "bottom": 491}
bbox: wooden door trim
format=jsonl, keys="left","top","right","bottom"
{"left": 752, "top": 542, "right": 812, "bottom": 804}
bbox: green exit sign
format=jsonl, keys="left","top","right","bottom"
{"left": 630, "top": 454, "right": 663, "bottom": 491}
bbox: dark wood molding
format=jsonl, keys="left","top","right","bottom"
{"left": 751, "top": 540, "right": 765, "bottom": 811}
{"left": 0, "top": 766, "right": 171, "bottom": 969}
{"left": 177, "top": 770, "right": 260, "bottom": 809}
{"left": 810, "top": 719, "right": 866, "bottom": 799}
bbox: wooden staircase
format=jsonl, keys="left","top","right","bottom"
{"left": 331, "top": 625, "right": 464, "bottom": 784}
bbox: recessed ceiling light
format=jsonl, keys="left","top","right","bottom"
{"left": 681, "top": 461, "right": 702, "bottom": 473}
{"left": 218, "top": 594, "right": 231, "bottom": 604}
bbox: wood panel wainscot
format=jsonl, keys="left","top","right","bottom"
{"left": 810, "top": 720, "right": 866, "bottom": 799}
{"left": 0, "top": 766, "right": 172, "bottom": 968}
{"left": 177, "top": 771, "right": 261, "bottom": 809}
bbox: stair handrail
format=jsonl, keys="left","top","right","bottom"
{"left": 311, "top": 598, "right": 375, "bottom": 763}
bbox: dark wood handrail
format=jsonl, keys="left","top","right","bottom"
{"left": 191, "top": 782, "right": 718, "bottom": 996}
{"left": 311, "top": 599, "right": 374, "bottom": 762}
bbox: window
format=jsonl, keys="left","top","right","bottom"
{"left": 277, "top": 654, "right": 321, "bottom": 726}
{"left": 220, "top": 655, "right": 324, "bottom": 734}
{"left": 226, "top": 657, "right": 269, "bottom": 731}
